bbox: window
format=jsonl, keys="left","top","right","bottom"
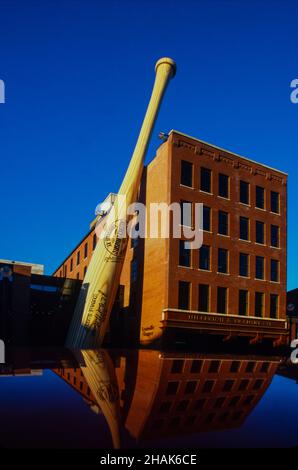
{"left": 199, "top": 245, "right": 210, "bottom": 270}
{"left": 240, "top": 217, "right": 249, "bottom": 240}
{"left": 253, "top": 379, "right": 264, "bottom": 390}
{"left": 255, "top": 256, "right": 264, "bottom": 280}
{"left": 131, "top": 259, "right": 138, "bottom": 283}
{"left": 180, "top": 200, "right": 192, "bottom": 227}
{"left": 199, "top": 284, "right": 209, "bottom": 312}
{"left": 260, "top": 362, "right": 269, "bottom": 373}
{"left": 200, "top": 167, "right": 212, "bottom": 193}
{"left": 70, "top": 258, "right": 73, "bottom": 272}
{"left": 171, "top": 360, "right": 184, "bottom": 374}
{"left": 84, "top": 242, "right": 88, "bottom": 258}
{"left": 63, "top": 264, "right": 67, "bottom": 277}
{"left": 239, "top": 253, "right": 249, "bottom": 277}
{"left": 83, "top": 266, "right": 87, "bottom": 276}
{"left": 209, "top": 360, "right": 220, "bottom": 373}
{"left": 93, "top": 233, "right": 97, "bottom": 250}
{"left": 159, "top": 402, "right": 171, "bottom": 414}
{"left": 217, "top": 287, "right": 227, "bottom": 314}
{"left": 178, "top": 281, "right": 190, "bottom": 310}
{"left": 203, "top": 206, "right": 211, "bottom": 231}
{"left": 240, "top": 181, "right": 249, "bottom": 204}
{"left": 255, "top": 292, "right": 264, "bottom": 317}
{"left": 218, "top": 248, "right": 228, "bottom": 273}
{"left": 256, "top": 186, "right": 265, "bottom": 209}
{"left": 229, "top": 396, "right": 240, "bottom": 406}
{"left": 246, "top": 362, "right": 255, "bottom": 373}
{"left": 166, "top": 382, "right": 179, "bottom": 395}
{"left": 185, "top": 381, "right": 197, "bottom": 394}
{"left": 271, "top": 191, "right": 280, "bottom": 213}
{"left": 243, "top": 395, "right": 254, "bottom": 406}
{"left": 194, "top": 398, "right": 205, "bottom": 409}
{"left": 218, "top": 211, "right": 229, "bottom": 235}
{"left": 256, "top": 221, "right": 265, "bottom": 244}
{"left": 223, "top": 380, "right": 234, "bottom": 391}
{"left": 202, "top": 380, "right": 214, "bottom": 393}
{"left": 219, "top": 173, "right": 229, "bottom": 198}
{"left": 271, "top": 225, "right": 279, "bottom": 247}
{"left": 179, "top": 240, "right": 191, "bottom": 267}
{"left": 230, "top": 361, "right": 240, "bottom": 373}
{"left": 238, "top": 379, "right": 249, "bottom": 391}
{"left": 177, "top": 400, "right": 189, "bottom": 412}
{"left": 239, "top": 290, "right": 248, "bottom": 315}
{"left": 191, "top": 360, "right": 203, "bottom": 373}
{"left": 214, "top": 397, "right": 225, "bottom": 408}
{"left": 270, "top": 259, "right": 279, "bottom": 282}
{"left": 76, "top": 251, "right": 80, "bottom": 266}
{"left": 181, "top": 160, "right": 193, "bottom": 187}
{"left": 270, "top": 294, "right": 278, "bottom": 318}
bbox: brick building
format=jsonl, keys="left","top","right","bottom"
{"left": 53, "top": 130, "right": 288, "bottom": 346}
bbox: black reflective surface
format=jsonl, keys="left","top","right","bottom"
{"left": 0, "top": 348, "right": 297, "bottom": 448}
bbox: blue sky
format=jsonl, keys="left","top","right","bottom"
{"left": 0, "top": 0, "right": 297, "bottom": 287}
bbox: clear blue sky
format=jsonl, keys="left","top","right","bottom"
{"left": 0, "top": 0, "right": 297, "bottom": 287}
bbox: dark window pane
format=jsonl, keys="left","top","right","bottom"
{"left": 223, "top": 380, "right": 234, "bottom": 391}
{"left": 253, "top": 379, "right": 264, "bottom": 390}
{"left": 239, "top": 253, "right": 249, "bottom": 277}
{"left": 93, "top": 233, "right": 97, "bottom": 250}
{"left": 166, "top": 382, "right": 179, "bottom": 395}
{"left": 229, "top": 396, "right": 240, "bottom": 406}
{"left": 238, "top": 379, "right": 249, "bottom": 391}
{"left": 203, "top": 206, "right": 211, "bottom": 231}
{"left": 209, "top": 360, "right": 220, "bottom": 373}
{"left": 181, "top": 160, "right": 193, "bottom": 187}
{"left": 260, "top": 362, "right": 270, "bottom": 373}
{"left": 218, "top": 211, "right": 228, "bottom": 235}
{"left": 243, "top": 395, "right": 254, "bottom": 406}
{"left": 179, "top": 240, "right": 191, "bottom": 267}
{"left": 70, "top": 258, "right": 73, "bottom": 271}
{"left": 214, "top": 397, "right": 225, "bottom": 408}
{"left": 246, "top": 361, "right": 255, "bottom": 373}
{"left": 240, "top": 181, "right": 249, "bottom": 204}
{"left": 76, "top": 251, "right": 80, "bottom": 266}
{"left": 159, "top": 402, "right": 171, "bottom": 414}
{"left": 271, "top": 259, "right": 279, "bottom": 282}
{"left": 256, "top": 221, "right": 265, "bottom": 244}
{"left": 191, "top": 360, "right": 203, "bottom": 373}
{"left": 230, "top": 361, "right": 240, "bottom": 373}
{"left": 239, "top": 290, "right": 248, "bottom": 315}
{"left": 219, "top": 173, "right": 229, "bottom": 198}
{"left": 199, "top": 245, "right": 210, "bottom": 270}
{"left": 218, "top": 248, "right": 228, "bottom": 273}
{"left": 202, "top": 380, "right": 214, "bottom": 393}
{"left": 217, "top": 287, "right": 227, "bottom": 314}
{"left": 240, "top": 217, "right": 249, "bottom": 240}
{"left": 270, "top": 294, "right": 278, "bottom": 318}
{"left": 171, "top": 360, "right": 184, "bottom": 374}
{"left": 271, "top": 225, "right": 279, "bottom": 247}
{"left": 185, "top": 381, "right": 197, "bottom": 394}
{"left": 271, "top": 191, "right": 280, "bottom": 213}
{"left": 255, "top": 256, "right": 264, "bottom": 279}
{"left": 256, "top": 186, "right": 265, "bottom": 209}
{"left": 201, "top": 167, "right": 212, "bottom": 193}
{"left": 180, "top": 200, "right": 192, "bottom": 227}
{"left": 84, "top": 242, "right": 88, "bottom": 258}
{"left": 177, "top": 400, "right": 189, "bottom": 412}
{"left": 199, "top": 284, "right": 209, "bottom": 312}
{"left": 255, "top": 292, "right": 264, "bottom": 317}
{"left": 178, "top": 281, "right": 190, "bottom": 310}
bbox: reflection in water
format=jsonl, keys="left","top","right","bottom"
{"left": 52, "top": 349, "right": 282, "bottom": 446}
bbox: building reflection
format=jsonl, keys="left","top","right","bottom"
{"left": 53, "top": 349, "right": 282, "bottom": 445}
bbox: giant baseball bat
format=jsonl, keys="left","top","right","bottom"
{"left": 66, "top": 57, "right": 176, "bottom": 348}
